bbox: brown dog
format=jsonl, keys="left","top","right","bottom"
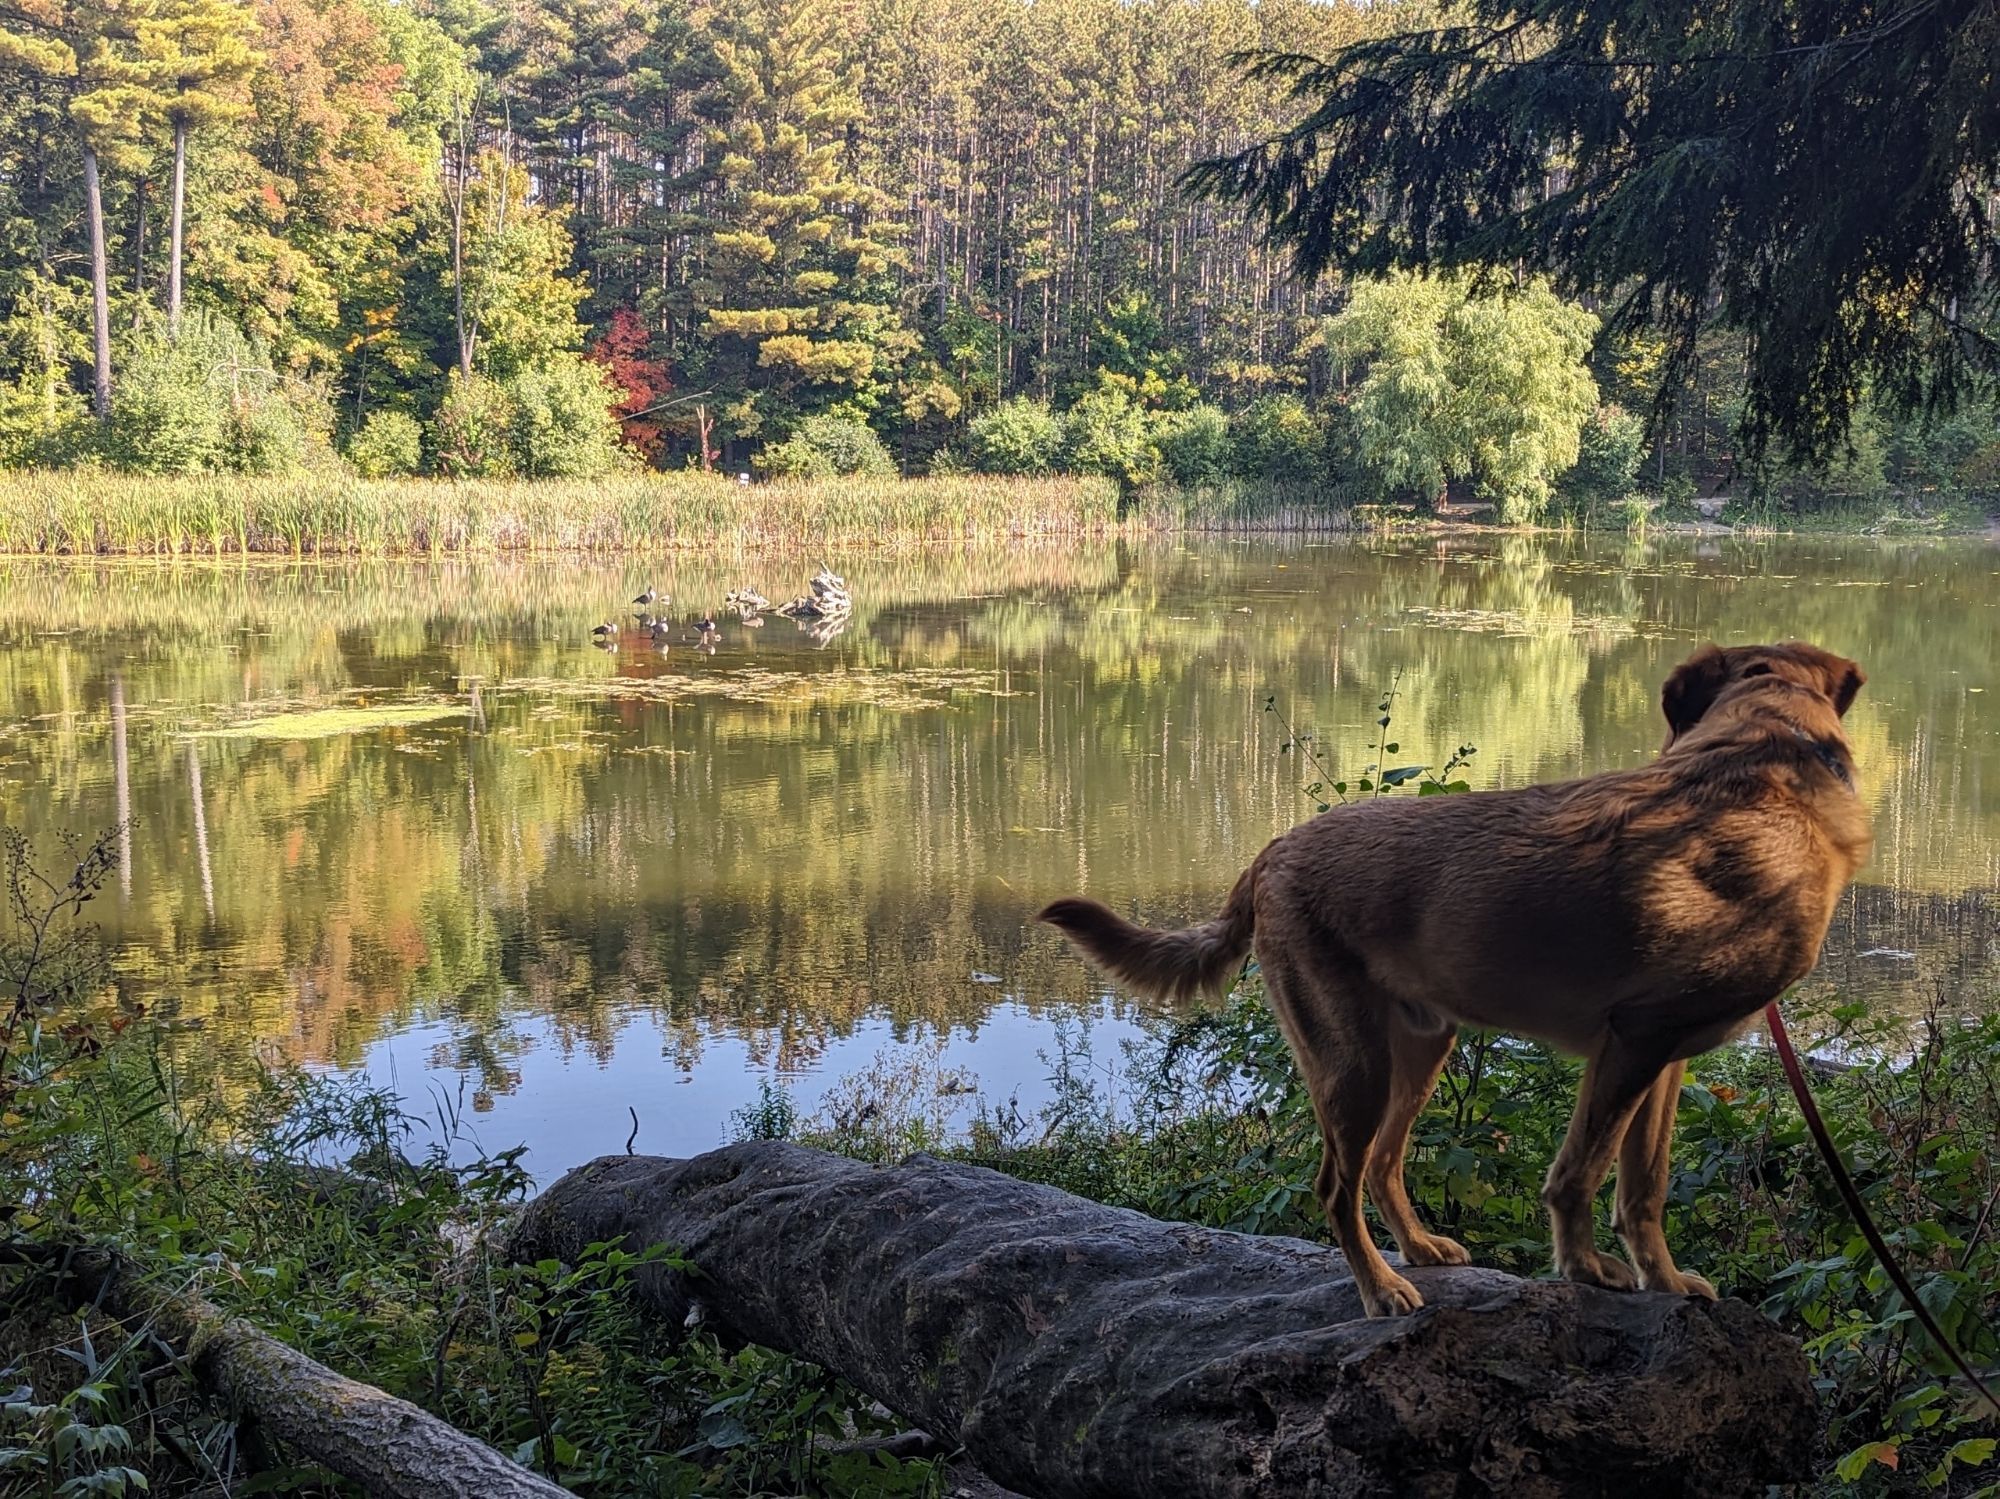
{"left": 1041, "top": 642, "right": 1871, "bottom": 1316}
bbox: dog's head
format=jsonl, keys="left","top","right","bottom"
{"left": 1661, "top": 642, "right": 1865, "bottom": 746}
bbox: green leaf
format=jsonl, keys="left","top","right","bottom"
{"left": 1834, "top": 1440, "right": 1900, "bottom": 1481}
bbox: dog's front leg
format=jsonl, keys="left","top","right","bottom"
{"left": 1542, "top": 1036, "right": 1669, "bottom": 1291}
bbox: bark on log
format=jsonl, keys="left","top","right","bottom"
{"left": 512, "top": 1144, "right": 1818, "bottom": 1499}
{"left": 7, "top": 1245, "right": 564, "bottom": 1499}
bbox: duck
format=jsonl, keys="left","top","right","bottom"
{"left": 693, "top": 616, "right": 717, "bottom": 634}
{"left": 590, "top": 620, "right": 617, "bottom": 639}
{"left": 649, "top": 621, "right": 671, "bottom": 648}
{"left": 633, "top": 584, "right": 661, "bottom": 607}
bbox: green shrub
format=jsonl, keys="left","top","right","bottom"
{"left": 1155, "top": 403, "right": 1232, "bottom": 488}
{"left": 0, "top": 372, "right": 91, "bottom": 468}
{"left": 505, "top": 354, "right": 630, "bottom": 478}
{"left": 100, "top": 313, "right": 334, "bottom": 475}
{"left": 344, "top": 410, "right": 424, "bottom": 478}
{"left": 759, "top": 413, "right": 897, "bottom": 479}
{"left": 1061, "top": 385, "right": 1158, "bottom": 487}
{"left": 1230, "top": 394, "right": 1325, "bottom": 486}
{"left": 965, "top": 396, "right": 1064, "bottom": 475}
{"left": 430, "top": 370, "right": 518, "bottom": 478}
{"left": 1561, "top": 404, "right": 1647, "bottom": 506}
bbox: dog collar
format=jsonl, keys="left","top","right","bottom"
{"left": 1790, "top": 726, "right": 1855, "bottom": 790}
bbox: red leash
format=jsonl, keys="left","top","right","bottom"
{"left": 1763, "top": 1000, "right": 2000, "bottom": 1418}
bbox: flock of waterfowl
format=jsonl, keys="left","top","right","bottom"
{"left": 589, "top": 567, "right": 854, "bottom": 653}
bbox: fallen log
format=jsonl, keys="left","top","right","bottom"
{"left": 511, "top": 1143, "right": 1818, "bottom": 1499}
{"left": 1, "top": 1244, "right": 565, "bottom": 1499}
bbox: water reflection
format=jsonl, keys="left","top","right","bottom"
{"left": 0, "top": 534, "right": 1994, "bottom": 1179}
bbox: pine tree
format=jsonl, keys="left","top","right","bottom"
{"left": 695, "top": 0, "right": 910, "bottom": 442}
{"left": 137, "top": 0, "right": 255, "bottom": 334}
{"left": 65, "top": 0, "right": 165, "bottom": 417}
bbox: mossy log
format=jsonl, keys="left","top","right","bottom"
{"left": 9, "top": 1245, "right": 564, "bottom": 1499}
{"left": 511, "top": 1143, "right": 1818, "bottom": 1499}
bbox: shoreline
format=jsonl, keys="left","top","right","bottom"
{"left": 0, "top": 470, "right": 1986, "bottom": 556}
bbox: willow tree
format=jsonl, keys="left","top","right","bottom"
{"left": 1327, "top": 271, "right": 1599, "bottom": 523}
{"left": 1189, "top": 0, "right": 2000, "bottom": 465}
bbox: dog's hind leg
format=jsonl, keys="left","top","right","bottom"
{"left": 1263, "top": 947, "right": 1423, "bottom": 1317}
{"left": 1612, "top": 1062, "right": 1718, "bottom": 1298}
{"left": 1542, "top": 1035, "right": 1671, "bottom": 1292}
{"left": 1364, "top": 1015, "right": 1470, "bottom": 1268}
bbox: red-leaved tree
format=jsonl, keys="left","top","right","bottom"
{"left": 589, "top": 307, "right": 673, "bottom": 465}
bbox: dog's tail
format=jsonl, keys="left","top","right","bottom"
{"left": 1038, "top": 864, "right": 1256, "bottom": 1003}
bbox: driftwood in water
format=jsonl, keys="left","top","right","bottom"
{"left": 4, "top": 1244, "right": 564, "bottom": 1499}
{"left": 509, "top": 1143, "right": 1818, "bottom": 1499}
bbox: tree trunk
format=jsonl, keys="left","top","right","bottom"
{"left": 82, "top": 146, "right": 111, "bottom": 420}
{"left": 511, "top": 1144, "right": 1819, "bottom": 1499}
{"left": 6, "top": 1245, "right": 566, "bottom": 1499}
{"left": 168, "top": 119, "right": 186, "bottom": 335}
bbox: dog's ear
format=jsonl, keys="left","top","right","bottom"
{"left": 1661, "top": 645, "right": 1729, "bottom": 744}
{"left": 1783, "top": 641, "right": 1865, "bottom": 716}
{"left": 1830, "top": 657, "right": 1864, "bottom": 715}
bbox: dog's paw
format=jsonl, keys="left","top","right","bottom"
{"left": 1557, "top": 1248, "right": 1639, "bottom": 1291}
{"left": 1663, "top": 1269, "right": 1718, "bottom": 1299}
{"left": 1362, "top": 1273, "right": 1426, "bottom": 1317}
{"left": 1403, "top": 1232, "right": 1471, "bottom": 1267}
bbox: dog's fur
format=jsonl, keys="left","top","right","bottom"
{"left": 1040, "top": 642, "right": 1872, "bottom": 1316}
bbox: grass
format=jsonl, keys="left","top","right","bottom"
{"left": 0, "top": 470, "right": 1358, "bottom": 556}
{"left": 0, "top": 471, "right": 1137, "bottom": 555}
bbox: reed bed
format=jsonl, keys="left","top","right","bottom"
{"left": 0, "top": 471, "right": 1360, "bottom": 555}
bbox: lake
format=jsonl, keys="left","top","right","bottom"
{"left": 2, "top": 533, "right": 1995, "bottom": 1182}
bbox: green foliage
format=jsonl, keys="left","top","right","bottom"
{"left": 758, "top": 413, "right": 897, "bottom": 480}
{"left": 505, "top": 354, "right": 630, "bottom": 479}
{"left": 430, "top": 369, "right": 517, "bottom": 478}
{"left": 965, "top": 396, "right": 1064, "bottom": 476}
{"left": 1329, "top": 271, "right": 1600, "bottom": 523}
{"left": 1229, "top": 394, "right": 1325, "bottom": 487}
{"left": 1154, "top": 403, "right": 1232, "bottom": 488}
{"left": 100, "top": 313, "right": 335, "bottom": 475}
{"left": 1560, "top": 405, "right": 1647, "bottom": 508}
{"left": 345, "top": 408, "right": 423, "bottom": 477}
{"left": 0, "top": 373, "right": 91, "bottom": 468}
{"left": 1061, "top": 383, "right": 1158, "bottom": 488}
{"left": 1087, "top": 290, "right": 1197, "bottom": 410}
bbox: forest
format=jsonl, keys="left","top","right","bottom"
{"left": 1, "top": 0, "right": 1994, "bottom": 519}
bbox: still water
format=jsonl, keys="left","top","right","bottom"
{"left": 2, "top": 534, "right": 1995, "bottom": 1180}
